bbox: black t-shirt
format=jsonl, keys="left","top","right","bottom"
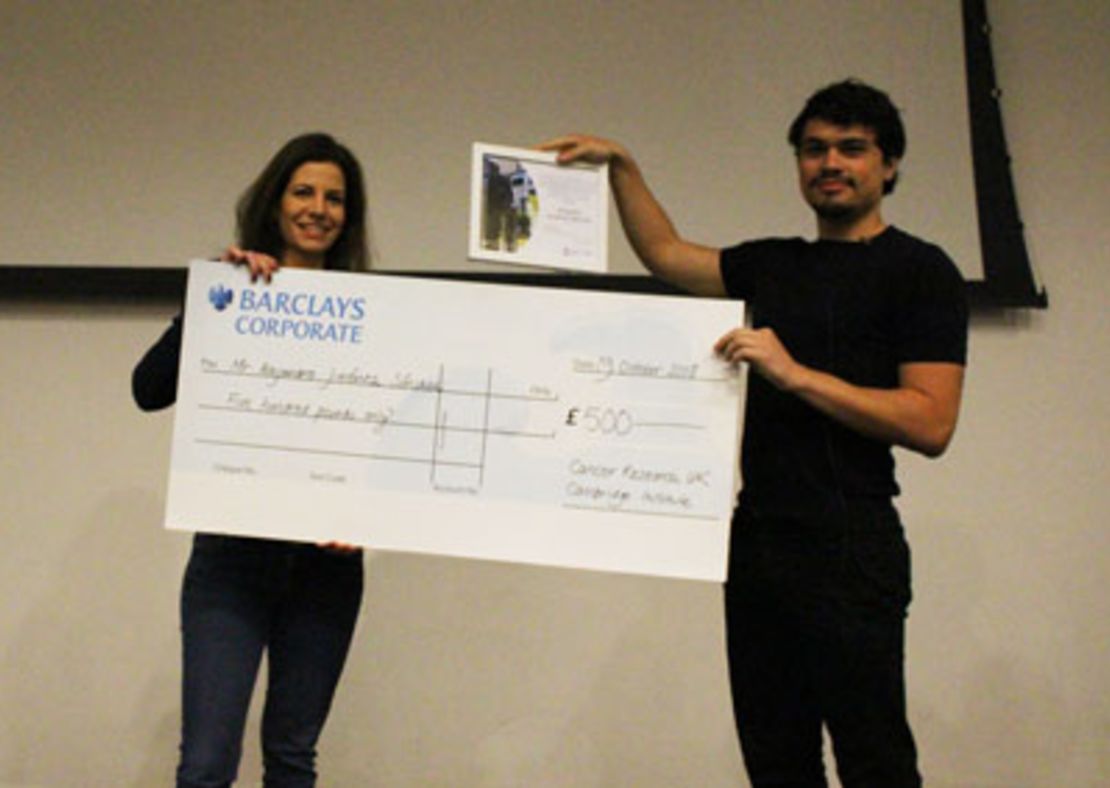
{"left": 719, "top": 226, "right": 968, "bottom": 512}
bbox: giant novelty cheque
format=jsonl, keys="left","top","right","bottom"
{"left": 165, "top": 261, "right": 744, "bottom": 581}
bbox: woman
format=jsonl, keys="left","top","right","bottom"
{"left": 133, "top": 133, "right": 370, "bottom": 787}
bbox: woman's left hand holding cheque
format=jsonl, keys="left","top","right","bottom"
{"left": 221, "top": 245, "right": 281, "bottom": 283}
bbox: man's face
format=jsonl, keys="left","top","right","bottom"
{"left": 795, "top": 119, "right": 896, "bottom": 225}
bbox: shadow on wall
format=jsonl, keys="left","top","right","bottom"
{"left": 0, "top": 488, "right": 186, "bottom": 787}
{"left": 319, "top": 553, "right": 741, "bottom": 786}
{"left": 909, "top": 516, "right": 1081, "bottom": 787}
{"left": 916, "top": 656, "right": 1079, "bottom": 787}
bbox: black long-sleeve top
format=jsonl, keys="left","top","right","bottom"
{"left": 132, "top": 316, "right": 183, "bottom": 412}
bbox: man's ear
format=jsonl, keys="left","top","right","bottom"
{"left": 883, "top": 157, "right": 901, "bottom": 193}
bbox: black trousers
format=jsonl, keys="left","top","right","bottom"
{"left": 177, "top": 535, "right": 363, "bottom": 788}
{"left": 724, "top": 499, "right": 921, "bottom": 788}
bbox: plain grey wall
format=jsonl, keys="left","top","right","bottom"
{"left": 1, "top": 1, "right": 1108, "bottom": 786}
{"left": 0, "top": 0, "right": 982, "bottom": 278}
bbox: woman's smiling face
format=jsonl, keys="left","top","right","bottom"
{"left": 277, "top": 161, "right": 346, "bottom": 268}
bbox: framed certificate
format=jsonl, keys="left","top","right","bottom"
{"left": 468, "top": 142, "right": 609, "bottom": 273}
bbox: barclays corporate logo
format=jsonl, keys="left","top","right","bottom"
{"left": 208, "top": 284, "right": 234, "bottom": 311}
{"left": 215, "top": 284, "right": 367, "bottom": 345}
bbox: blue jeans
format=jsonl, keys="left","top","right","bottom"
{"left": 176, "top": 534, "right": 363, "bottom": 788}
{"left": 724, "top": 499, "right": 921, "bottom": 787}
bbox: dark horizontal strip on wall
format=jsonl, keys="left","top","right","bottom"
{"left": 0, "top": 1, "right": 1047, "bottom": 312}
{"left": 0, "top": 265, "right": 1039, "bottom": 310}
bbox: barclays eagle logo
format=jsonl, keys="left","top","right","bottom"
{"left": 208, "top": 284, "right": 234, "bottom": 311}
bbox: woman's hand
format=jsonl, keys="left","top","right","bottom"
{"left": 318, "top": 541, "right": 362, "bottom": 555}
{"left": 221, "top": 245, "right": 280, "bottom": 283}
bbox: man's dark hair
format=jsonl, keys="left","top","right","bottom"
{"left": 236, "top": 132, "right": 370, "bottom": 271}
{"left": 787, "top": 79, "right": 906, "bottom": 194}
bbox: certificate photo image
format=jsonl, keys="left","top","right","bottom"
{"left": 469, "top": 143, "right": 608, "bottom": 273}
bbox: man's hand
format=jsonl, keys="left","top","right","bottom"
{"left": 714, "top": 327, "right": 801, "bottom": 391}
{"left": 539, "top": 133, "right": 725, "bottom": 296}
{"left": 538, "top": 134, "right": 628, "bottom": 167}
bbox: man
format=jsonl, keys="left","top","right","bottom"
{"left": 542, "top": 79, "right": 967, "bottom": 786}
{"left": 483, "top": 157, "right": 514, "bottom": 250}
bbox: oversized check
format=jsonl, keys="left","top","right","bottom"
{"left": 166, "top": 261, "right": 744, "bottom": 581}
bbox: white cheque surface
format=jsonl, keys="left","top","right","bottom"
{"left": 166, "top": 261, "right": 744, "bottom": 581}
